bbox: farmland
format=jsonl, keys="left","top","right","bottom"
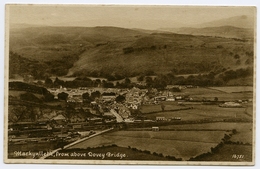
{"left": 160, "top": 122, "right": 252, "bottom": 131}
{"left": 208, "top": 86, "right": 253, "bottom": 93}
{"left": 230, "top": 131, "right": 253, "bottom": 144}
{"left": 160, "top": 122, "right": 253, "bottom": 144}
{"left": 68, "top": 130, "right": 229, "bottom": 160}
{"left": 144, "top": 104, "right": 252, "bottom": 121}
{"left": 141, "top": 103, "right": 185, "bottom": 114}
{"left": 181, "top": 87, "right": 253, "bottom": 101}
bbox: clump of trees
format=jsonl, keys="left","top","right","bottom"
{"left": 115, "top": 95, "right": 126, "bottom": 103}
{"left": 9, "top": 82, "right": 55, "bottom": 102}
{"left": 57, "top": 92, "right": 69, "bottom": 101}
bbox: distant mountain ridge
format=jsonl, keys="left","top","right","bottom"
{"left": 159, "top": 15, "right": 255, "bottom": 39}
{"left": 159, "top": 26, "right": 253, "bottom": 40}
{"left": 197, "top": 15, "right": 255, "bottom": 29}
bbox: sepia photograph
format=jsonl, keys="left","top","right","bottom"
{"left": 4, "top": 4, "right": 256, "bottom": 165}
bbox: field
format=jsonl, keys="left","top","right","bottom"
{"left": 208, "top": 86, "right": 253, "bottom": 93}
{"left": 69, "top": 130, "right": 228, "bottom": 160}
{"left": 144, "top": 104, "right": 252, "bottom": 121}
{"left": 160, "top": 122, "right": 252, "bottom": 131}
{"left": 230, "top": 131, "right": 253, "bottom": 144}
{"left": 141, "top": 103, "right": 185, "bottom": 114}
{"left": 160, "top": 122, "right": 253, "bottom": 144}
{"left": 141, "top": 87, "right": 254, "bottom": 122}
{"left": 182, "top": 87, "right": 253, "bottom": 101}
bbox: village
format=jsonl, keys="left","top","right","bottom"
{"left": 46, "top": 85, "right": 198, "bottom": 123}
{"left": 8, "top": 83, "right": 251, "bottom": 147}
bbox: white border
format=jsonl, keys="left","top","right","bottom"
{"left": 1, "top": 0, "right": 259, "bottom": 169}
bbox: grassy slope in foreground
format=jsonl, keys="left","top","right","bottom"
{"left": 47, "top": 146, "right": 170, "bottom": 160}
{"left": 192, "top": 144, "right": 252, "bottom": 162}
{"left": 68, "top": 130, "right": 228, "bottom": 160}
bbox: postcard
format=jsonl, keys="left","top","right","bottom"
{"left": 4, "top": 4, "right": 256, "bottom": 165}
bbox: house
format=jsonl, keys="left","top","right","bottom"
{"left": 166, "top": 97, "right": 175, "bottom": 101}
{"left": 219, "top": 102, "right": 243, "bottom": 108}
{"left": 102, "top": 92, "right": 116, "bottom": 101}
{"left": 152, "top": 127, "right": 159, "bottom": 132}
{"left": 127, "top": 103, "right": 138, "bottom": 110}
{"left": 71, "top": 124, "right": 82, "bottom": 130}
{"left": 118, "top": 106, "right": 131, "bottom": 119}
{"left": 52, "top": 114, "right": 66, "bottom": 122}
{"left": 166, "top": 85, "right": 182, "bottom": 90}
{"left": 175, "top": 96, "right": 182, "bottom": 100}
{"left": 171, "top": 117, "right": 181, "bottom": 120}
{"left": 156, "top": 117, "right": 166, "bottom": 121}
{"left": 67, "top": 94, "right": 83, "bottom": 103}
{"left": 70, "top": 115, "right": 85, "bottom": 123}
{"left": 154, "top": 96, "right": 167, "bottom": 101}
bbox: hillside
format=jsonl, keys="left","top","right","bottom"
{"left": 9, "top": 26, "right": 254, "bottom": 79}
{"left": 160, "top": 26, "right": 254, "bottom": 40}
{"left": 9, "top": 26, "right": 145, "bottom": 61}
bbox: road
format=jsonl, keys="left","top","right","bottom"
{"left": 110, "top": 109, "right": 124, "bottom": 122}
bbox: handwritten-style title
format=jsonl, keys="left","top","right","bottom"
{"left": 13, "top": 151, "right": 127, "bottom": 159}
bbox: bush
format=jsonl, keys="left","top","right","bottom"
{"left": 123, "top": 47, "right": 134, "bottom": 54}
{"left": 58, "top": 92, "right": 69, "bottom": 100}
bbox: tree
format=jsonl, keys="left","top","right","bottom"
{"left": 115, "top": 95, "right": 125, "bottom": 103}
{"left": 45, "top": 77, "right": 53, "bottom": 88}
{"left": 123, "top": 47, "right": 134, "bottom": 54}
{"left": 232, "top": 129, "right": 237, "bottom": 134}
{"left": 103, "top": 82, "right": 114, "bottom": 88}
{"left": 236, "top": 59, "right": 241, "bottom": 65}
{"left": 95, "top": 79, "right": 101, "bottom": 87}
{"left": 137, "top": 75, "right": 144, "bottom": 82}
{"left": 145, "top": 76, "right": 153, "bottom": 87}
{"left": 116, "top": 82, "right": 121, "bottom": 88}
{"left": 214, "top": 97, "right": 219, "bottom": 101}
{"left": 82, "top": 92, "right": 90, "bottom": 99}
{"left": 37, "top": 80, "right": 43, "bottom": 85}
{"left": 125, "top": 78, "right": 131, "bottom": 84}
{"left": 65, "top": 105, "right": 75, "bottom": 119}
{"left": 54, "top": 77, "right": 64, "bottom": 87}
{"left": 28, "top": 107, "right": 37, "bottom": 122}
{"left": 234, "top": 54, "right": 240, "bottom": 59}
{"left": 82, "top": 92, "right": 91, "bottom": 103}
{"left": 58, "top": 92, "right": 69, "bottom": 101}
{"left": 90, "top": 91, "right": 101, "bottom": 100}
{"left": 161, "top": 103, "right": 165, "bottom": 111}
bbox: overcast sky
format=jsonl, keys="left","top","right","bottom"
{"left": 7, "top": 5, "right": 255, "bottom": 29}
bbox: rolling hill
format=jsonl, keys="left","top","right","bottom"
{"left": 9, "top": 26, "right": 254, "bottom": 79}
{"left": 159, "top": 26, "right": 254, "bottom": 40}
